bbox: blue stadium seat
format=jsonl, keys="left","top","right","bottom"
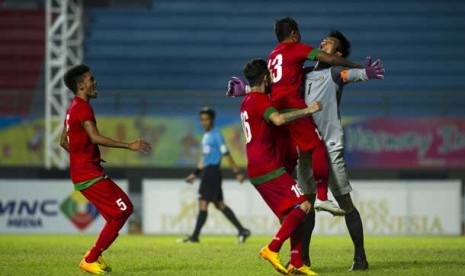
{"left": 84, "top": 0, "right": 465, "bottom": 116}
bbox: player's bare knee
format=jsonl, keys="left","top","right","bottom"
{"left": 198, "top": 200, "right": 209, "bottom": 211}
{"left": 214, "top": 201, "right": 226, "bottom": 210}
{"left": 305, "top": 193, "right": 316, "bottom": 211}
{"left": 300, "top": 200, "right": 311, "bottom": 214}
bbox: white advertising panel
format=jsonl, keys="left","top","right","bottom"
{"left": 0, "top": 179, "right": 128, "bottom": 234}
{"left": 143, "top": 179, "right": 462, "bottom": 235}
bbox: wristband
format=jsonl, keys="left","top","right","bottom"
{"left": 194, "top": 168, "right": 202, "bottom": 177}
{"left": 346, "top": 68, "right": 369, "bottom": 82}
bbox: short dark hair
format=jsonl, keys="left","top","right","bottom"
{"left": 199, "top": 107, "right": 215, "bottom": 120}
{"left": 243, "top": 59, "right": 268, "bottom": 87}
{"left": 274, "top": 17, "right": 299, "bottom": 42}
{"left": 328, "top": 30, "right": 351, "bottom": 58}
{"left": 63, "top": 64, "right": 90, "bottom": 94}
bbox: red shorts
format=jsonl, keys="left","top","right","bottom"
{"left": 80, "top": 177, "right": 133, "bottom": 221}
{"left": 256, "top": 173, "right": 306, "bottom": 219}
{"left": 273, "top": 125, "right": 298, "bottom": 174}
{"left": 271, "top": 95, "right": 325, "bottom": 153}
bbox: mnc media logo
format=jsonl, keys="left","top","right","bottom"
{"left": 60, "top": 191, "right": 99, "bottom": 230}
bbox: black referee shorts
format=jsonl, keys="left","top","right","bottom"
{"left": 198, "top": 165, "right": 223, "bottom": 202}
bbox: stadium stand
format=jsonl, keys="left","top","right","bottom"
{"left": 0, "top": 8, "right": 44, "bottom": 115}
{"left": 1, "top": 0, "right": 464, "bottom": 117}
{"left": 83, "top": 0, "right": 465, "bottom": 116}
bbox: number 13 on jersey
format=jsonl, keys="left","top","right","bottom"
{"left": 268, "top": 54, "right": 283, "bottom": 83}
{"left": 241, "top": 111, "right": 252, "bottom": 143}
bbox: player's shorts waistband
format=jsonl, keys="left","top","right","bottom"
{"left": 249, "top": 167, "right": 286, "bottom": 186}
{"left": 203, "top": 164, "right": 220, "bottom": 170}
{"left": 74, "top": 175, "right": 106, "bottom": 191}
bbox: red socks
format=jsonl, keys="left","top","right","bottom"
{"left": 316, "top": 184, "right": 328, "bottom": 201}
{"left": 268, "top": 207, "right": 306, "bottom": 252}
{"left": 311, "top": 146, "right": 329, "bottom": 201}
{"left": 290, "top": 224, "right": 304, "bottom": 268}
{"left": 85, "top": 216, "right": 127, "bottom": 263}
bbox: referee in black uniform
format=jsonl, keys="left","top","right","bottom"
{"left": 180, "top": 107, "right": 250, "bottom": 243}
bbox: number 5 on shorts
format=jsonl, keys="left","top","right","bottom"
{"left": 116, "top": 198, "right": 127, "bottom": 211}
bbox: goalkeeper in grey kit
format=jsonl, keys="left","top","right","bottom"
{"left": 227, "top": 30, "right": 384, "bottom": 271}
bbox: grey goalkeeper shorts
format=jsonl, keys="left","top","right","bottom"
{"left": 296, "top": 150, "right": 352, "bottom": 197}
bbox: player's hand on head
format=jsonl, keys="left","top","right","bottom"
{"left": 128, "top": 139, "right": 152, "bottom": 153}
{"left": 308, "top": 101, "right": 322, "bottom": 113}
{"left": 185, "top": 174, "right": 196, "bottom": 184}
{"left": 365, "top": 56, "right": 385, "bottom": 80}
{"left": 226, "top": 77, "right": 247, "bottom": 97}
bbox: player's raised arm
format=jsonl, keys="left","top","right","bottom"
{"left": 268, "top": 101, "right": 322, "bottom": 126}
{"left": 226, "top": 77, "right": 248, "bottom": 98}
{"left": 82, "top": 120, "right": 151, "bottom": 152}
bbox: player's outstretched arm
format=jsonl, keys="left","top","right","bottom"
{"left": 269, "top": 101, "right": 322, "bottom": 126}
{"left": 340, "top": 57, "right": 385, "bottom": 83}
{"left": 60, "top": 127, "right": 69, "bottom": 152}
{"left": 315, "top": 50, "right": 363, "bottom": 69}
{"left": 82, "top": 120, "right": 151, "bottom": 152}
{"left": 224, "top": 153, "right": 245, "bottom": 184}
{"left": 127, "top": 139, "right": 152, "bottom": 153}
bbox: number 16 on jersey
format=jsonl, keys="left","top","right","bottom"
{"left": 241, "top": 111, "right": 252, "bottom": 143}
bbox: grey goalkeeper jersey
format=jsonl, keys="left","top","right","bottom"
{"left": 304, "top": 66, "right": 346, "bottom": 153}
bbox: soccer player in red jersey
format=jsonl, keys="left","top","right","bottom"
{"left": 240, "top": 58, "right": 321, "bottom": 275}
{"left": 268, "top": 17, "right": 363, "bottom": 214}
{"left": 60, "top": 65, "right": 151, "bottom": 274}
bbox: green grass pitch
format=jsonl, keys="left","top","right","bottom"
{"left": 0, "top": 235, "right": 464, "bottom": 275}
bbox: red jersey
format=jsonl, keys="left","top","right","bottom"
{"left": 240, "top": 92, "right": 283, "bottom": 180}
{"left": 65, "top": 97, "right": 105, "bottom": 184}
{"left": 268, "top": 42, "right": 316, "bottom": 101}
